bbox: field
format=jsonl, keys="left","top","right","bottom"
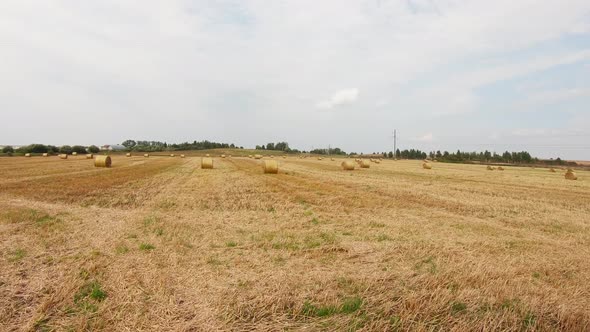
{"left": 1, "top": 152, "right": 589, "bottom": 331}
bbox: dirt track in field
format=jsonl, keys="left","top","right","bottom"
{"left": 1, "top": 155, "right": 589, "bottom": 331}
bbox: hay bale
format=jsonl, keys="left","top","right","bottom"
{"left": 86, "top": 154, "right": 93, "bottom": 159}
{"left": 283, "top": 156, "right": 287, "bottom": 159}
{"left": 341, "top": 160, "right": 355, "bottom": 170}
{"left": 360, "top": 160, "right": 370, "bottom": 168}
{"left": 144, "top": 154, "right": 149, "bottom": 158}
{"left": 94, "top": 155, "right": 112, "bottom": 168}
{"left": 72, "top": 152, "right": 77, "bottom": 156}
{"left": 263, "top": 160, "right": 278, "bottom": 174}
{"left": 249, "top": 155, "right": 253, "bottom": 158}
{"left": 487, "top": 165, "right": 494, "bottom": 171}
{"left": 181, "top": 154, "right": 185, "bottom": 158}
{"left": 331, "top": 158, "right": 335, "bottom": 161}
{"left": 126, "top": 153, "right": 131, "bottom": 157}
{"left": 318, "top": 157, "right": 323, "bottom": 160}
{"left": 202, "top": 157, "right": 214, "bottom": 169}
{"left": 59, "top": 154, "right": 68, "bottom": 159}
{"left": 205, "top": 154, "right": 210, "bottom": 157}
{"left": 221, "top": 155, "right": 226, "bottom": 158}
{"left": 254, "top": 155, "right": 262, "bottom": 159}
{"left": 25, "top": 153, "right": 31, "bottom": 157}
{"left": 423, "top": 163, "right": 432, "bottom": 170}
{"left": 170, "top": 154, "right": 175, "bottom": 157}
{"left": 497, "top": 166, "right": 504, "bottom": 171}
{"left": 565, "top": 169, "right": 577, "bottom": 180}
{"left": 549, "top": 168, "right": 556, "bottom": 173}
{"left": 42, "top": 153, "right": 48, "bottom": 157}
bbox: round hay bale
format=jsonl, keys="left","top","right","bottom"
{"left": 202, "top": 157, "right": 213, "bottom": 169}
{"left": 86, "top": 154, "right": 93, "bottom": 159}
{"left": 487, "top": 165, "right": 494, "bottom": 171}
{"left": 341, "top": 160, "right": 355, "bottom": 170}
{"left": 318, "top": 157, "right": 323, "bottom": 160}
{"left": 263, "top": 160, "right": 278, "bottom": 174}
{"left": 221, "top": 155, "right": 226, "bottom": 158}
{"left": 422, "top": 163, "right": 432, "bottom": 170}
{"left": 249, "top": 155, "right": 253, "bottom": 158}
{"left": 497, "top": 166, "right": 504, "bottom": 171}
{"left": 25, "top": 153, "right": 31, "bottom": 157}
{"left": 170, "top": 154, "right": 175, "bottom": 157}
{"left": 72, "top": 152, "right": 77, "bottom": 156}
{"left": 180, "top": 154, "right": 185, "bottom": 158}
{"left": 360, "top": 160, "right": 370, "bottom": 168}
{"left": 42, "top": 153, "right": 48, "bottom": 157}
{"left": 59, "top": 154, "right": 68, "bottom": 159}
{"left": 94, "top": 155, "right": 112, "bottom": 168}
{"left": 205, "top": 154, "right": 210, "bottom": 157}
{"left": 283, "top": 156, "right": 287, "bottom": 159}
{"left": 254, "top": 155, "right": 262, "bottom": 159}
{"left": 126, "top": 153, "right": 132, "bottom": 157}
{"left": 331, "top": 158, "right": 335, "bottom": 161}
{"left": 374, "top": 160, "right": 380, "bottom": 164}
{"left": 144, "top": 154, "right": 149, "bottom": 158}
{"left": 549, "top": 168, "right": 556, "bottom": 173}
{"left": 565, "top": 170, "right": 577, "bottom": 180}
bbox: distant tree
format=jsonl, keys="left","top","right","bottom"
{"left": 47, "top": 145, "right": 59, "bottom": 153}
{"left": 59, "top": 145, "right": 73, "bottom": 154}
{"left": 88, "top": 145, "right": 100, "bottom": 153}
{"left": 72, "top": 145, "right": 87, "bottom": 154}
{"left": 2, "top": 146, "right": 14, "bottom": 153}
{"left": 388, "top": 151, "right": 393, "bottom": 158}
{"left": 121, "top": 140, "right": 137, "bottom": 149}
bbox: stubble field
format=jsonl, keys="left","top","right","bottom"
{"left": 1, "top": 153, "right": 589, "bottom": 331}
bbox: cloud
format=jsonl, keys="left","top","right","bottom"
{"left": 315, "top": 88, "right": 359, "bottom": 109}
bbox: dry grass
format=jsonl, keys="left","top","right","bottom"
{"left": 1, "top": 156, "right": 589, "bottom": 331}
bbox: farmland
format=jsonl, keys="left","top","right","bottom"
{"left": 1, "top": 152, "right": 589, "bottom": 331}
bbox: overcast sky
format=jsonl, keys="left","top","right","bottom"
{"left": 1, "top": 1, "right": 590, "bottom": 159}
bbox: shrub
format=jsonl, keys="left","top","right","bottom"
{"left": 2, "top": 146, "right": 14, "bottom": 153}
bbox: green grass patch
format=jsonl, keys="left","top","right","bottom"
{"left": 301, "top": 297, "right": 363, "bottom": 317}
{"left": 115, "top": 245, "right": 129, "bottom": 254}
{"left": 451, "top": 301, "right": 467, "bottom": 314}
{"left": 8, "top": 248, "right": 26, "bottom": 262}
{"left": 226, "top": 241, "right": 238, "bottom": 247}
{"left": 139, "top": 243, "right": 155, "bottom": 251}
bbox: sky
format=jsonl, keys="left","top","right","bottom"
{"left": 1, "top": 0, "right": 590, "bottom": 160}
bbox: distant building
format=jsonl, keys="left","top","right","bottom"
{"left": 100, "top": 144, "right": 126, "bottom": 151}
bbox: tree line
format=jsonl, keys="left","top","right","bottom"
{"left": 121, "top": 140, "right": 243, "bottom": 152}
{"left": 2, "top": 144, "right": 100, "bottom": 155}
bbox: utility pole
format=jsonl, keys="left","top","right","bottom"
{"left": 328, "top": 144, "right": 331, "bottom": 156}
{"left": 393, "top": 129, "right": 397, "bottom": 159}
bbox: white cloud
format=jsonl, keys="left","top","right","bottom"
{"left": 315, "top": 88, "right": 359, "bottom": 109}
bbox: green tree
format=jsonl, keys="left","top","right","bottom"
{"left": 2, "top": 146, "right": 14, "bottom": 153}
{"left": 88, "top": 145, "right": 100, "bottom": 153}
{"left": 59, "top": 145, "right": 73, "bottom": 154}
{"left": 72, "top": 145, "right": 87, "bottom": 154}
{"left": 121, "top": 140, "right": 137, "bottom": 149}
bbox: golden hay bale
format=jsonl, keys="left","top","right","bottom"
{"left": 205, "top": 154, "right": 210, "bottom": 157}
{"left": 181, "top": 154, "right": 185, "bottom": 158}
{"left": 94, "top": 155, "right": 112, "bottom": 168}
{"left": 249, "top": 155, "right": 253, "bottom": 158}
{"left": 59, "top": 154, "right": 68, "bottom": 159}
{"left": 341, "top": 160, "right": 355, "bottom": 170}
{"left": 170, "top": 154, "right": 175, "bottom": 157}
{"left": 318, "top": 157, "right": 323, "bottom": 160}
{"left": 144, "top": 154, "right": 149, "bottom": 158}
{"left": 375, "top": 160, "right": 381, "bottom": 164}
{"left": 25, "top": 153, "right": 31, "bottom": 157}
{"left": 254, "top": 154, "right": 263, "bottom": 159}
{"left": 549, "top": 168, "right": 556, "bottom": 173}
{"left": 221, "top": 155, "right": 226, "bottom": 158}
{"left": 42, "top": 153, "right": 48, "bottom": 157}
{"left": 263, "top": 160, "right": 278, "bottom": 174}
{"left": 487, "top": 165, "right": 494, "bottom": 170}
{"left": 126, "top": 153, "right": 131, "bottom": 157}
{"left": 565, "top": 170, "right": 577, "bottom": 180}
{"left": 201, "top": 157, "right": 213, "bottom": 169}
{"left": 86, "top": 154, "right": 93, "bottom": 159}
{"left": 423, "top": 163, "right": 432, "bottom": 170}
{"left": 497, "top": 166, "right": 504, "bottom": 171}
{"left": 283, "top": 156, "right": 287, "bottom": 159}
{"left": 360, "top": 160, "right": 370, "bottom": 168}
{"left": 72, "top": 152, "right": 77, "bottom": 156}
{"left": 331, "top": 158, "right": 335, "bottom": 161}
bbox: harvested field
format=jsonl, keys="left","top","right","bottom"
{"left": 1, "top": 155, "right": 589, "bottom": 331}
